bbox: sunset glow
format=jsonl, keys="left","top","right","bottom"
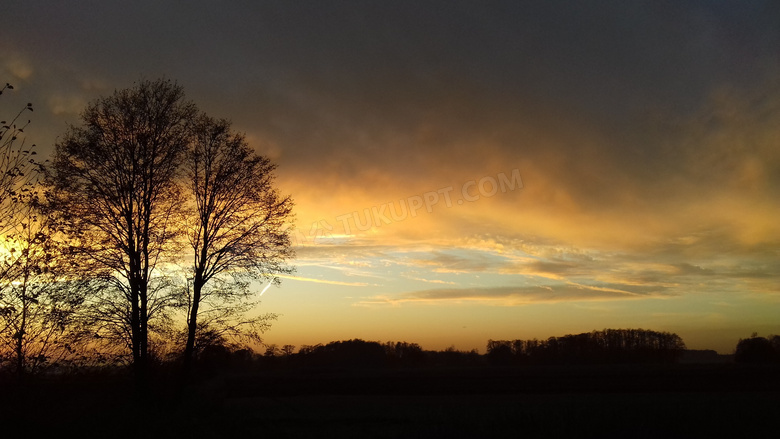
{"left": 2, "top": 1, "right": 779, "bottom": 354}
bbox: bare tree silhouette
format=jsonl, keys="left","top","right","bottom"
{"left": 0, "top": 83, "right": 37, "bottom": 237}
{"left": 47, "top": 79, "right": 197, "bottom": 384}
{"left": 0, "top": 188, "right": 99, "bottom": 376}
{"left": 181, "top": 115, "right": 293, "bottom": 372}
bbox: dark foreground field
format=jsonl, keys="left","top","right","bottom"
{"left": 2, "top": 363, "right": 778, "bottom": 438}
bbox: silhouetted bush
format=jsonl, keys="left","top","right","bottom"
{"left": 426, "top": 346, "right": 483, "bottom": 367}
{"left": 297, "top": 339, "right": 387, "bottom": 368}
{"left": 735, "top": 335, "right": 778, "bottom": 363}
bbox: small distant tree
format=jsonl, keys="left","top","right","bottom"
{"left": 181, "top": 115, "right": 293, "bottom": 371}
{"left": 263, "top": 344, "right": 280, "bottom": 357}
{"left": 281, "top": 344, "right": 296, "bottom": 356}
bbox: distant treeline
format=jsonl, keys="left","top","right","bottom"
{"left": 189, "top": 328, "right": 780, "bottom": 374}
{"left": 196, "top": 328, "right": 691, "bottom": 373}
{"left": 486, "top": 329, "right": 686, "bottom": 365}
{"left": 251, "top": 340, "right": 479, "bottom": 369}
{"left": 5, "top": 329, "right": 776, "bottom": 377}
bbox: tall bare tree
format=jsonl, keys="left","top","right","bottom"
{"left": 47, "top": 79, "right": 197, "bottom": 380}
{"left": 182, "top": 115, "right": 293, "bottom": 370}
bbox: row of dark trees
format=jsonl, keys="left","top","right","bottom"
{"left": 160, "top": 329, "right": 780, "bottom": 375}
{"left": 0, "top": 79, "right": 294, "bottom": 382}
{"left": 193, "top": 339, "right": 480, "bottom": 373}
{"left": 215, "top": 331, "right": 780, "bottom": 372}
{"left": 186, "top": 330, "right": 691, "bottom": 373}
{"left": 486, "top": 329, "right": 687, "bottom": 365}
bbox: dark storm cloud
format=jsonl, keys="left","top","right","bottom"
{"left": 3, "top": 1, "right": 780, "bottom": 248}
{"left": 5, "top": 1, "right": 778, "bottom": 177}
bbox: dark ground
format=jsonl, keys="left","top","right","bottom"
{"left": 2, "top": 363, "right": 778, "bottom": 438}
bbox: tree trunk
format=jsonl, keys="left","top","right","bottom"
{"left": 129, "top": 273, "right": 147, "bottom": 390}
{"left": 15, "top": 328, "right": 24, "bottom": 377}
{"left": 16, "top": 269, "right": 30, "bottom": 377}
{"left": 130, "top": 285, "right": 141, "bottom": 365}
{"left": 183, "top": 273, "right": 204, "bottom": 373}
{"left": 183, "top": 226, "right": 210, "bottom": 374}
{"left": 140, "top": 281, "right": 149, "bottom": 378}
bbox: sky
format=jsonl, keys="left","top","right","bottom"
{"left": 2, "top": 1, "right": 779, "bottom": 353}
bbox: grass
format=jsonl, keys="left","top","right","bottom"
{"left": 1, "top": 363, "right": 778, "bottom": 438}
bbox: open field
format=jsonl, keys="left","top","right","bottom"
{"left": 2, "top": 363, "right": 778, "bottom": 438}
